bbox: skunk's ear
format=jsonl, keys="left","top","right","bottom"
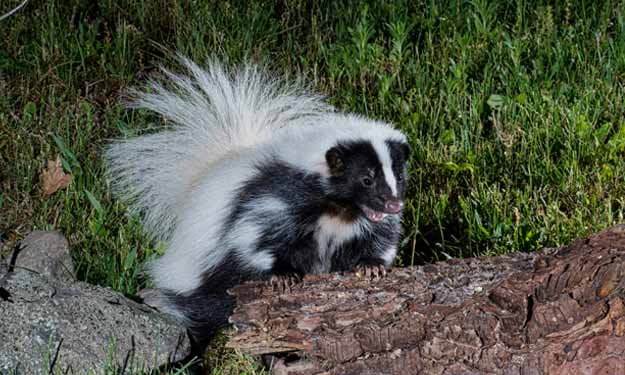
{"left": 325, "top": 146, "right": 344, "bottom": 175}
{"left": 388, "top": 140, "right": 411, "bottom": 161}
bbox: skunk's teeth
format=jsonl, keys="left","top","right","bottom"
{"left": 363, "top": 207, "right": 385, "bottom": 222}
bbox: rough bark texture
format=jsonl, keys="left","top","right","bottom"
{"left": 227, "top": 225, "right": 625, "bottom": 374}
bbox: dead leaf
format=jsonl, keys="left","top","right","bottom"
{"left": 42, "top": 155, "right": 71, "bottom": 195}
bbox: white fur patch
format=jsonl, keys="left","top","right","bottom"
{"left": 246, "top": 196, "right": 288, "bottom": 215}
{"left": 313, "top": 215, "right": 370, "bottom": 273}
{"left": 232, "top": 196, "right": 287, "bottom": 271}
{"left": 146, "top": 153, "right": 260, "bottom": 293}
{"left": 244, "top": 250, "right": 275, "bottom": 271}
{"left": 380, "top": 246, "right": 398, "bottom": 266}
{"left": 228, "top": 219, "right": 262, "bottom": 263}
{"left": 139, "top": 289, "right": 190, "bottom": 325}
{"left": 372, "top": 139, "right": 398, "bottom": 196}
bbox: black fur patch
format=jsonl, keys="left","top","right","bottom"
{"left": 162, "top": 255, "right": 242, "bottom": 351}
{"left": 227, "top": 159, "right": 330, "bottom": 275}
{"left": 330, "top": 216, "right": 402, "bottom": 271}
{"left": 386, "top": 139, "right": 410, "bottom": 196}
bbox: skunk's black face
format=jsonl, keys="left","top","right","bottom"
{"left": 325, "top": 139, "right": 410, "bottom": 222}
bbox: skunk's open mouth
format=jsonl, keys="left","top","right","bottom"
{"left": 360, "top": 205, "right": 388, "bottom": 222}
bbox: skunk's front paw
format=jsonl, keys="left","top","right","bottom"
{"left": 268, "top": 273, "right": 301, "bottom": 292}
{"left": 354, "top": 264, "right": 387, "bottom": 279}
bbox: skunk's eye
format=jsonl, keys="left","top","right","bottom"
{"left": 362, "top": 177, "right": 373, "bottom": 187}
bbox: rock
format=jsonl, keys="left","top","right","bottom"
{"left": 0, "top": 270, "right": 191, "bottom": 374}
{"left": 0, "top": 232, "right": 192, "bottom": 374}
{"left": 15, "top": 231, "right": 74, "bottom": 282}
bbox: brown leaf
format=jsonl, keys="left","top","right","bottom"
{"left": 42, "top": 155, "right": 71, "bottom": 196}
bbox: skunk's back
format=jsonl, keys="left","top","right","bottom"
{"left": 105, "top": 58, "right": 330, "bottom": 241}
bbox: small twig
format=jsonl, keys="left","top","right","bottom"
{"left": 0, "top": 242, "right": 21, "bottom": 298}
{"left": 0, "top": 0, "right": 28, "bottom": 22}
{"left": 119, "top": 336, "right": 136, "bottom": 375}
{"left": 48, "top": 338, "right": 64, "bottom": 375}
{"left": 7, "top": 241, "right": 21, "bottom": 272}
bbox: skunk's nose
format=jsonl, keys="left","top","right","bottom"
{"left": 384, "top": 199, "right": 404, "bottom": 214}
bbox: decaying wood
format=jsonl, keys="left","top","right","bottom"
{"left": 226, "top": 225, "right": 625, "bottom": 374}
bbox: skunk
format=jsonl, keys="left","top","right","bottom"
{"left": 105, "top": 58, "right": 410, "bottom": 348}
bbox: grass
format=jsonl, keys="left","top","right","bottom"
{"left": 1, "top": 0, "right": 625, "bottom": 372}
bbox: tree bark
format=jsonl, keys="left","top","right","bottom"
{"left": 226, "top": 225, "right": 625, "bottom": 374}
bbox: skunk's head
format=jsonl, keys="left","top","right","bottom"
{"left": 325, "top": 138, "right": 410, "bottom": 222}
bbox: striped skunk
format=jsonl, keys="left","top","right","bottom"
{"left": 105, "top": 57, "right": 410, "bottom": 349}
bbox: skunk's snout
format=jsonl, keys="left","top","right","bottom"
{"left": 384, "top": 199, "right": 404, "bottom": 214}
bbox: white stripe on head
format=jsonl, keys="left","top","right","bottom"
{"left": 371, "top": 139, "right": 397, "bottom": 196}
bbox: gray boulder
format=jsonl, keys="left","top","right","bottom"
{"left": 0, "top": 232, "right": 192, "bottom": 374}
{"left": 15, "top": 230, "right": 74, "bottom": 282}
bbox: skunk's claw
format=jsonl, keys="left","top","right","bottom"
{"left": 355, "top": 264, "right": 387, "bottom": 279}
{"left": 269, "top": 274, "right": 301, "bottom": 292}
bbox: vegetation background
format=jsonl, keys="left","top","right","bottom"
{"left": 2, "top": 0, "right": 624, "bottom": 373}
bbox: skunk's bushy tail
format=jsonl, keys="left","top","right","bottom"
{"left": 105, "top": 57, "right": 329, "bottom": 240}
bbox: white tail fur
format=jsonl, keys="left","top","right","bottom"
{"left": 105, "top": 57, "right": 330, "bottom": 241}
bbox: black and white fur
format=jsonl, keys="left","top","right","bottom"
{"left": 105, "top": 58, "right": 410, "bottom": 349}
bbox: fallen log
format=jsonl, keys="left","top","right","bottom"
{"left": 226, "top": 225, "right": 625, "bottom": 374}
